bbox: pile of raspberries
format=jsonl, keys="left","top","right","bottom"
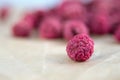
{"left": 12, "top": 0, "right": 120, "bottom": 42}
{"left": 11, "top": 0, "right": 120, "bottom": 62}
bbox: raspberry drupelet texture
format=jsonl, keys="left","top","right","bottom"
{"left": 114, "top": 26, "right": 120, "bottom": 42}
{"left": 39, "top": 17, "right": 62, "bottom": 39}
{"left": 66, "top": 34, "right": 94, "bottom": 62}
{"left": 63, "top": 20, "right": 89, "bottom": 40}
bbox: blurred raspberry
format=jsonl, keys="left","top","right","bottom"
{"left": 87, "top": 0, "right": 120, "bottom": 34}
{"left": 59, "top": 0, "right": 86, "bottom": 21}
{"left": 86, "top": 0, "right": 111, "bottom": 34}
{"left": 47, "top": 7, "right": 59, "bottom": 16}
{"left": 33, "top": 10, "right": 46, "bottom": 28}
{"left": 63, "top": 20, "right": 89, "bottom": 40}
{"left": 39, "top": 16, "right": 62, "bottom": 39}
{"left": 23, "top": 13, "right": 35, "bottom": 21}
{"left": 109, "top": 23, "right": 120, "bottom": 34}
{"left": 0, "top": 7, "right": 9, "bottom": 20}
{"left": 85, "top": 0, "right": 96, "bottom": 24}
{"left": 12, "top": 19, "right": 33, "bottom": 37}
{"left": 108, "top": 0, "right": 120, "bottom": 33}
{"left": 90, "top": 14, "right": 110, "bottom": 35}
{"left": 66, "top": 34, "right": 94, "bottom": 62}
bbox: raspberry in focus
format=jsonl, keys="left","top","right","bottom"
{"left": 66, "top": 34, "right": 94, "bottom": 62}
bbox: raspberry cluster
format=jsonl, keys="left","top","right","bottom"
{"left": 10, "top": 0, "right": 120, "bottom": 62}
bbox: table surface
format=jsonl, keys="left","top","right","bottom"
{"left": 0, "top": 9, "right": 120, "bottom": 80}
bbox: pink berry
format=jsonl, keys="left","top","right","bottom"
{"left": 109, "top": 23, "right": 119, "bottom": 34}
{"left": 59, "top": 0, "right": 86, "bottom": 21}
{"left": 34, "top": 10, "right": 45, "bottom": 21}
{"left": 63, "top": 20, "right": 89, "bottom": 40}
{"left": 0, "top": 7, "right": 9, "bottom": 20}
{"left": 39, "top": 17, "right": 62, "bottom": 39}
{"left": 85, "top": 0, "right": 111, "bottom": 34}
{"left": 66, "top": 34, "right": 94, "bottom": 62}
{"left": 114, "top": 26, "right": 120, "bottom": 42}
{"left": 108, "top": 0, "right": 120, "bottom": 33}
{"left": 47, "top": 8, "right": 59, "bottom": 16}
{"left": 89, "top": 0, "right": 120, "bottom": 35}
{"left": 23, "top": 13, "right": 36, "bottom": 21}
{"left": 33, "top": 10, "right": 46, "bottom": 28}
{"left": 12, "top": 20, "right": 33, "bottom": 37}
{"left": 85, "top": 0, "right": 100, "bottom": 24}
{"left": 25, "top": 13, "right": 39, "bottom": 29}
{"left": 90, "top": 15, "right": 110, "bottom": 35}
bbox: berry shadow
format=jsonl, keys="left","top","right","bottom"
{"left": 45, "top": 53, "right": 74, "bottom": 65}
{"left": 45, "top": 52, "right": 94, "bottom": 66}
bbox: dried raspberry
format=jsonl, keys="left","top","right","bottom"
{"left": 109, "top": 23, "right": 120, "bottom": 34}
{"left": 108, "top": 0, "right": 120, "bottom": 33}
{"left": 59, "top": 0, "right": 86, "bottom": 21}
{"left": 23, "top": 13, "right": 36, "bottom": 22}
{"left": 12, "top": 20, "right": 33, "bottom": 37}
{"left": 33, "top": 10, "right": 46, "bottom": 28}
{"left": 39, "top": 17, "right": 62, "bottom": 39}
{"left": 63, "top": 20, "right": 89, "bottom": 40}
{"left": 90, "top": 15, "right": 110, "bottom": 35}
{"left": 47, "top": 8, "right": 59, "bottom": 16}
{"left": 114, "top": 26, "right": 120, "bottom": 42}
{"left": 0, "top": 7, "right": 9, "bottom": 20}
{"left": 86, "top": 0, "right": 111, "bottom": 34}
{"left": 85, "top": 0, "right": 100, "bottom": 25}
{"left": 24, "top": 13, "right": 38, "bottom": 29}
{"left": 66, "top": 34, "right": 94, "bottom": 62}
